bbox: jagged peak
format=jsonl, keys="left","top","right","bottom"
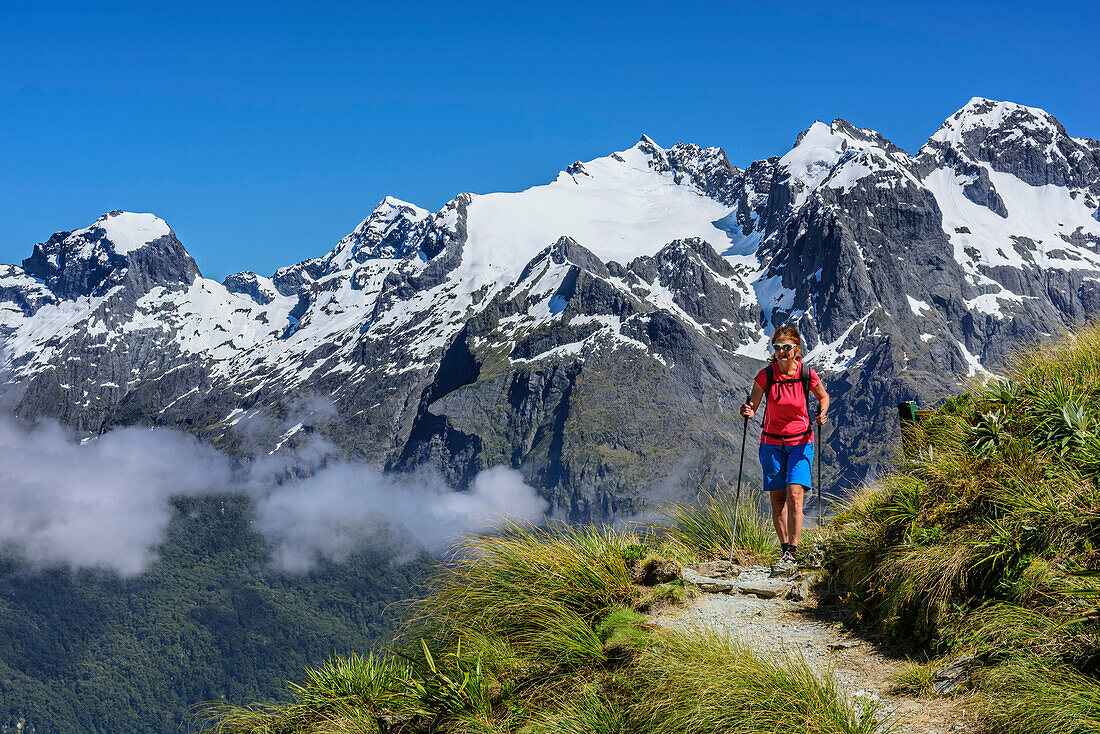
{"left": 632, "top": 135, "right": 739, "bottom": 169}
{"left": 375, "top": 196, "right": 431, "bottom": 219}
{"left": 957, "top": 96, "right": 1054, "bottom": 123}
{"left": 657, "top": 236, "right": 715, "bottom": 256}
{"left": 222, "top": 270, "right": 277, "bottom": 305}
{"left": 517, "top": 236, "right": 610, "bottom": 282}
{"left": 775, "top": 119, "right": 917, "bottom": 208}
{"left": 319, "top": 196, "right": 435, "bottom": 273}
{"left": 565, "top": 160, "right": 589, "bottom": 177}
{"left": 929, "top": 97, "right": 1062, "bottom": 146}
{"left": 791, "top": 120, "right": 829, "bottom": 148}
{"left": 918, "top": 97, "right": 1098, "bottom": 187}
{"left": 626, "top": 134, "right": 669, "bottom": 168}
{"left": 653, "top": 236, "right": 734, "bottom": 274}
{"left": 545, "top": 235, "right": 606, "bottom": 273}
{"left": 781, "top": 121, "right": 874, "bottom": 190}
{"left": 789, "top": 119, "right": 898, "bottom": 156}
{"left": 668, "top": 142, "right": 741, "bottom": 174}
{"left": 828, "top": 119, "right": 901, "bottom": 152}
{"left": 619, "top": 136, "right": 743, "bottom": 206}
{"left": 343, "top": 196, "right": 431, "bottom": 245}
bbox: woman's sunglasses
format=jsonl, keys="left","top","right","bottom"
{"left": 772, "top": 344, "right": 796, "bottom": 352}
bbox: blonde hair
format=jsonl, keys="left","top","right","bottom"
{"left": 767, "top": 325, "right": 803, "bottom": 363}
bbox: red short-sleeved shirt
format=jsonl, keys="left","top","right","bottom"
{"left": 754, "top": 361, "right": 821, "bottom": 446}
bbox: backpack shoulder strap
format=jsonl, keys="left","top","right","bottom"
{"left": 800, "top": 362, "right": 812, "bottom": 417}
{"left": 765, "top": 362, "right": 777, "bottom": 393}
{"left": 762, "top": 363, "right": 776, "bottom": 425}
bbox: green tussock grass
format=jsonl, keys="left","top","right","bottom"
{"left": 825, "top": 322, "right": 1100, "bottom": 731}
{"left": 200, "top": 651, "right": 415, "bottom": 733}
{"left": 652, "top": 485, "right": 779, "bottom": 560}
{"left": 978, "top": 656, "right": 1100, "bottom": 734}
{"left": 517, "top": 681, "right": 626, "bottom": 734}
{"left": 399, "top": 520, "right": 637, "bottom": 667}
{"left": 207, "top": 498, "right": 878, "bottom": 734}
{"left": 594, "top": 608, "right": 651, "bottom": 655}
{"left": 629, "top": 625, "right": 886, "bottom": 734}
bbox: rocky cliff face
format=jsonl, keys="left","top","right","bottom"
{"left": 3, "top": 98, "right": 1099, "bottom": 518}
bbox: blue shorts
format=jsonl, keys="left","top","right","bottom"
{"left": 759, "top": 442, "right": 814, "bottom": 493}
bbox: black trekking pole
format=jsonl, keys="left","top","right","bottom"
{"left": 816, "top": 409, "right": 823, "bottom": 527}
{"left": 730, "top": 394, "right": 750, "bottom": 563}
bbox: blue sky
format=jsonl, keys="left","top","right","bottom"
{"left": 2, "top": 0, "right": 1097, "bottom": 280}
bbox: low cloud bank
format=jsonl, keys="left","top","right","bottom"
{"left": 0, "top": 413, "right": 548, "bottom": 576}
{"left": 0, "top": 416, "right": 232, "bottom": 575}
{"left": 254, "top": 465, "right": 547, "bottom": 572}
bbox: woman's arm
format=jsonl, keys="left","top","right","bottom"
{"left": 740, "top": 382, "right": 765, "bottom": 419}
{"left": 812, "top": 381, "right": 830, "bottom": 424}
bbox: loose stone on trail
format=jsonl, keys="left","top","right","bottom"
{"left": 681, "top": 568, "right": 738, "bottom": 593}
{"left": 933, "top": 656, "right": 977, "bottom": 695}
{"left": 683, "top": 560, "right": 744, "bottom": 579}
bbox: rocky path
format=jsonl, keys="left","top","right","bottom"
{"left": 649, "top": 563, "right": 980, "bottom": 734}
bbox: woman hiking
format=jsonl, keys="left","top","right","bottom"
{"left": 739, "top": 326, "right": 829, "bottom": 575}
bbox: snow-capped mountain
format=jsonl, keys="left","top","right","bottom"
{"left": 2, "top": 98, "right": 1098, "bottom": 517}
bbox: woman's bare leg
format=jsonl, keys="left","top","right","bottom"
{"left": 769, "top": 489, "right": 789, "bottom": 545}
{"left": 786, "top": 483, "right": 805, "bottom": 547}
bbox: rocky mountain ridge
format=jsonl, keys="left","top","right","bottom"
{"left": 2, "top": 97, "right": 1098, "bottom": 519}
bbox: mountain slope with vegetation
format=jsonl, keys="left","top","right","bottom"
{"left": 0, "top": 496, "right": 434, "bottom": 734}
{"left": 826, "top": 324, "right": 1100, "bottom": 733}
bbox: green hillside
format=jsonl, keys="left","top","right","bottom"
{"left": 827, "top": 324, "right": 1100, "bottom": 733}
{"left": 0, "top": 495, "right": 434, "bottom": 734}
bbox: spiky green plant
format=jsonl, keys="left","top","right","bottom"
{"left": 201, "top": 652, "right": 420, "bottom": 733}
{"left": 969, "top": 409, "right": 1011, "bottom": 454}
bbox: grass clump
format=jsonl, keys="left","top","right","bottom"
{"left": 202, "top": 651, "right": 417, "bottom": 733}
{"left": 978, "top": 656, "right": 1100, "bottom": 734}
{"left": 595, "top": 608, "right": 651, "bottom": 655}
{"left": 518, "top": 682, "right": 626, "bottom": 734}
{"left": 653, "top": 485, "right": 778, "bottom": 560}
{"left": 885, "top": 657, "right": 950, "bottom": 698}
{"left": 414, "top": 520, "right": 638, "bottom": 628}
{"left": 629, "top": 625, "right": 885, "bottom": 734}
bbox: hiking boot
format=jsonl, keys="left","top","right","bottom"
{"left": 770, "top": 550, "right": 798, "bottom": 578}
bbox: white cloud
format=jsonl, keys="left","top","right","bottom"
{"left": 0, "top": 413, "right": 549, "bottom": 576}
{"left": 0, "top": 415, "right": 232, "bottom": 576}
{"left": 251, "top": 464, "right": 548, "bottom": 572}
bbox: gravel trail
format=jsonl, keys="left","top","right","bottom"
{"left": 650, "top": 567, "right": 980, "bottom": 734}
